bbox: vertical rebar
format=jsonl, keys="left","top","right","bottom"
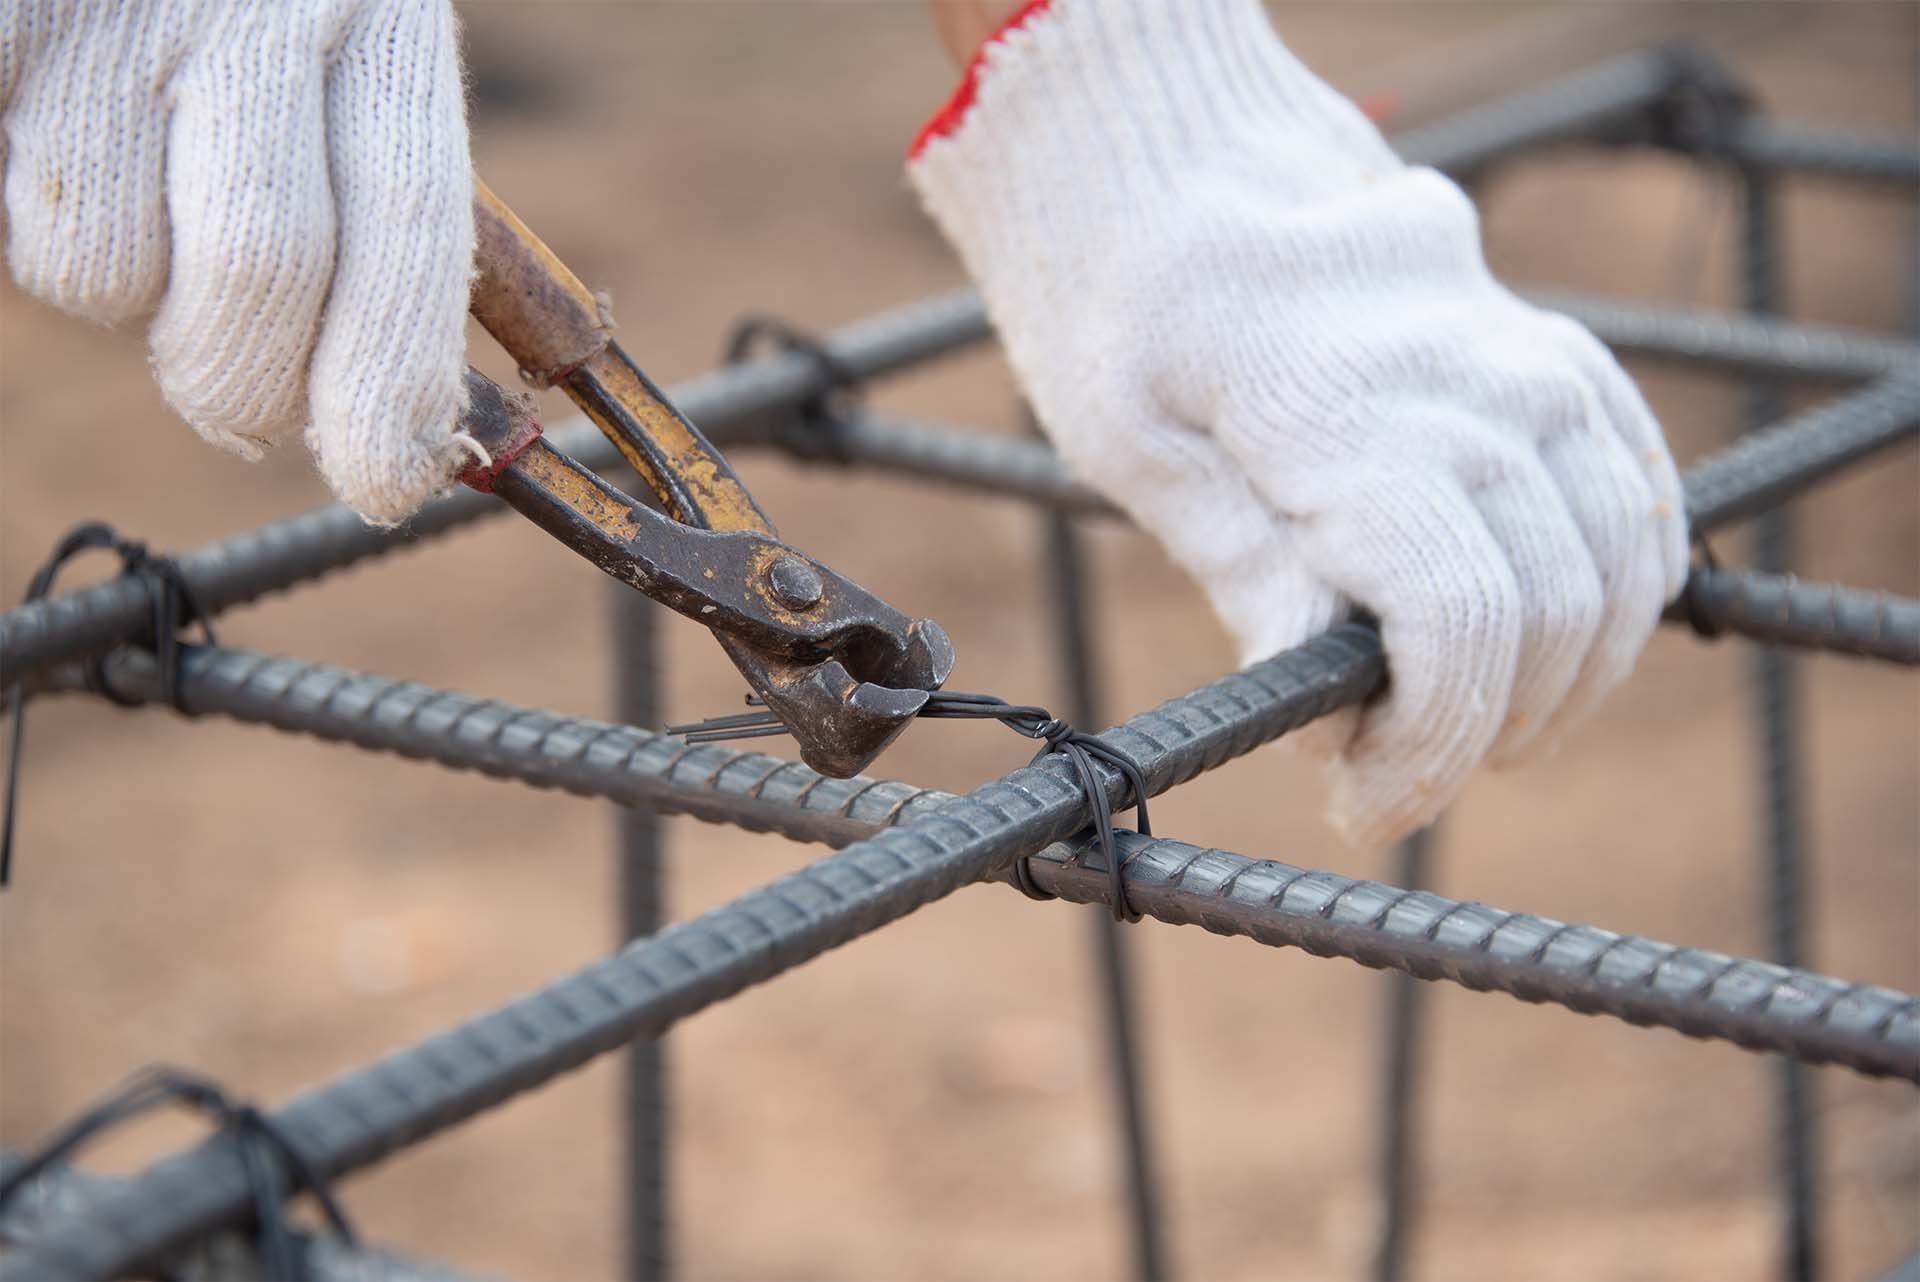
{"left": 1740, "top": 161, "right": 1820, "bottom": 1282}
{"left": 1372, "top": 826, "right": 1435, "bottom": 1282}
{"left": 613, "top": 586, "right": 669, "bottom": 1282}
{"left": 1031, "top": 414, "right": 1170, "bottom": 1282}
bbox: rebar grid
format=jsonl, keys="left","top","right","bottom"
{"left": 3, "top": 327, "right": 1912, "bottom": 1281}
{"left": 10, "top": 627, "right": 1917, "bottom": 1279}
{"left": 0, "top": 629, "right": 1385, "bottom": 1281}
{"left": 44, "top": 633, "right": 1920, "bottom": 1081}
{"left": 0, "top": 290, "right": 994, "bottom": 681}
{"left": 7, "top": 293, "right": 1903, "bottom": 687}
{"left": 1, "top": 44, "right": 1915, "bottom": 1282}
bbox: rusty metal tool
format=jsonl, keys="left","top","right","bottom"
{"left": 459, "top": 180, "right": 952, "bottom": 777}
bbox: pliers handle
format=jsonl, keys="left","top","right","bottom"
{"left": 458, "top": 180, "right": 952, "bottom": 777}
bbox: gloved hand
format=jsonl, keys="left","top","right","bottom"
{"left": 2, "top": 0, "right": 474, "bottom": 524}
{"left": 909, "top": 0, "right": 1688, "bottom": 846}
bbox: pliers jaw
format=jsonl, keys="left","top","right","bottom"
{"left": 457, "top": 369, "right": 952, "bottom": 778}
{"left": 725, "top": 621, "right": 954, "bottom": 778}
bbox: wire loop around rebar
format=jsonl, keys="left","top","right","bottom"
{"left": 1, "top": 522, "right": 218, "bottom": 887}
{"left": 723, "top": 315, "right": 865, "bottom": 462}
{"left": 0, "top": 1066, "right": 354, "bottom": 1282}
{"left": 1, "top": 51, "right": 1916, "bottom": 1277}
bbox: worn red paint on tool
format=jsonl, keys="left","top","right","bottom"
{"left": 456, "top": 416, "right": 545, "bottom": 494}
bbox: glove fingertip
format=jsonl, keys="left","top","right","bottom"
{"left": 309, "top": 370, "right": 471, "bottom": 526}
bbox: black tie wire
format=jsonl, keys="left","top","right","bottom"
{"left": 1677, "top": 531, "right": 1728, "bottom": 640}
{"left": 1, "top": 521, "right": 217, "bottom": 886}
{"left": 723, "top": 315, "right": 864, "bottom": 462}
{"left": 669, "top": 691, "right": 1152, "bottom": 922}
{"left": 0, "top": 1065, "right": 354, "bottom": 1281}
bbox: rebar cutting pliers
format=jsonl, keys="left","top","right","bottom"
{"left": 455, "top": 180, "right": 952, "bottom": 778}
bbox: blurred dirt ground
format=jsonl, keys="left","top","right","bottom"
{"left": 2, "top": 4, "right": 1916, "bottom": 1280}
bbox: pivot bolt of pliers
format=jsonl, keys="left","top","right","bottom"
{"left": 767, "top": 556, "right": 825, "bottom": 610}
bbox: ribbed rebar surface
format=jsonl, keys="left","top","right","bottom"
{"left": 1022, "top": 833, "right": 1920, "bottom": 1080}
{"left": 1525, "top": 291, "right": 1920, "bottom": 384}
{"left": 74, "top": 646, "right": 945, "bottom": 849}
{"left": 0, "top": 290, "right": 994, "bottom": 680}
{"left": 62, "top": 636, "right": 1920, "bottom": 1087}
{"left": 1666, "top": 567, "right": 1920, "bottom": 664}
{"left": 1, "top": 630, "right": 1383, "bottom": 1280}
{"left": 1684, "top": 374, "right": 1920, "bottom": 532}
{"left": 3, "top": 49, "right": 1918, "bottom": 1281}
{"left": 612, "top": 591, "right": 669, "bottom": 1282}
{"left": 0, "top": 1152, "right": 478, "bottom": 1282}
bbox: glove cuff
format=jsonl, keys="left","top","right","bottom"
{"left": 907, "top": 0, "right": 1405, "bottom": 313}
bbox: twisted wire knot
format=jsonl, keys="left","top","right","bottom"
{"left": 3, "top": 522, "right": 219, "bottom": 886}
{"left": 917, "top": 692, "right": 1150, "bottom": 922}
{"left": 0, "top": 1065, "right": 354, "bottom": 1281}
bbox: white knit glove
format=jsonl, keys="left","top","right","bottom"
{"left": 910, "top": 0, "right": 1688, "bottom": 846}
{"left": 2, "top": 0, "right": 474, "bottom": 523}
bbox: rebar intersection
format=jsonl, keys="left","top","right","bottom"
{"left": 2, "top": 42, "right": 1918, "bottom": 1282}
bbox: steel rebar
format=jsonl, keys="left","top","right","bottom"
{"left": 1391, "top": 46, "right": 1685, "bottom": 176}
{"left": 1018, "top": 833, "right": 1920, "bottom": 1081}
{"left": 39, "top": 642, "right": 1920, "bottom": 1090}
{"left": 1739, "top": 164, "right": 1820, "bottom": 1282}
{"left": 1372, "top": 826, "right": 1436, "bottom": 1282}
{"left": 612, "top": 590, "right": 668, "bottom": 1282}
{"left": 1663, "top": 567, "right": 1920, "bottom": 664}
{"left": 1032, "top": 414, "right": 1168, "bottom": 1282}
{"left": 13, "top": 656, "right": 1919, "bottom": 1280}
{"left": 1524, "top": 291, "right": 1920, "bottom": 385}
{"left": 0, "top": 290, "right": 995, "bottom": 682}
{"left": 0, "top": 1151, "right": 478, "bottom": 1282}
{"left": 1730, "top": 119, "right": 1920, "bottom": 187}
{"left": 1682, "top": 373, "right": 1920, "bottom": 532}
{"left": 9, "top": 38, "right": 1907, "bottom": 684}
{"left": 0, "top": 628, "right": 1385, "bottom": 1281}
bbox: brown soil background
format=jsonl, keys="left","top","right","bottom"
{"left": 2, "top": 4, "right": 1916, "bottom": 1279}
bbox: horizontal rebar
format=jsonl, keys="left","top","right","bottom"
{"left": 1683, "top": 374, "right": 1920, "bottom": 531}
{"left": 18, "top": 612, "right": 1920, "bottom": 1279}
{"left": 2, "top": 630, "right": 1385, "bottom": 1281}
{"left": 56, "top": 646, "right": 949, "bottom": 849}
{"left": 1664, "top": 567, "right": 1920, "bottom": 665}
{"left": 14, "top": 284, "right": 1894, "bottom": 688}
{"left": 0, "top": 290, "right": 995, "bottom": 681}
{"left": 0, "top": 1152, "right": 477, "bottom": 1282}
{"left": 54, "top": 640, "right": 1920, "bottom": 1083}
{"left": 1391, "top": 46, "right": 1682, "bottom": 175}
{"left": 1019, "top": 834, "right": 1920, "bottom": 1079}
{"left": 8, "top": 48, "right": 1870, "bottom": 684}
{"left": 1730, "top": 118, "right": 1920, "bottom": 186}
{"left": 759, "top": 371, "right": 1917, "bottom": 554}
{"left": 1524, "top": 292, "right": 1920, "bottom": 385}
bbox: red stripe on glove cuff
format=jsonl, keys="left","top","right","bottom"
{"left": 909, "top": 0, "right": 1055, "bottom": 160}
